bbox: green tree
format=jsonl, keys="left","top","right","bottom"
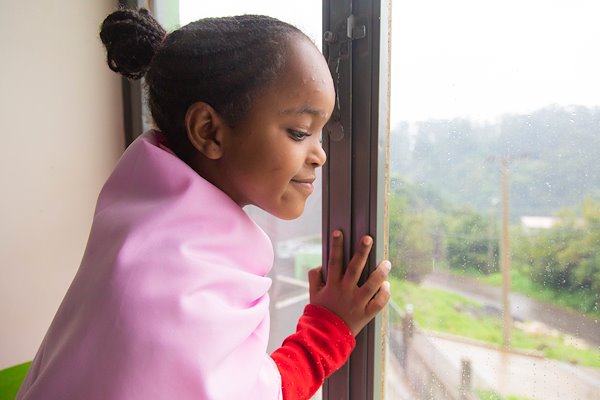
{"left": 389, "top": 193, "right": 436, "bottom": 281}
{"left": 388, "top": 178, "right": 443, "bottom": 282}
{"left": 445, "top": 207, "right": 498, "bottom": 274}
{"left": 519, "top": 198, "right": 600, "bottom": 313}
{"left": 572, "top": 198, "right": 600, "bottom": 293}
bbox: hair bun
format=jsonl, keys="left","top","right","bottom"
{"left": 100, "top": 8, "right": 166, "bottom": 80}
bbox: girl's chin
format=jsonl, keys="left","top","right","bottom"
{"left": 267, "top": 201, "right": 306, "bottom": 221}
{"left": 274, "top": 208, "right": 304, "bottom": 221}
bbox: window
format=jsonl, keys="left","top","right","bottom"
{"left": 386, "top": 1, "right": 600, "bottom": 399}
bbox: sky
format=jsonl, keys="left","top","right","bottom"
{"left": 178, "top": 0, "right": 600, "bottom": 125}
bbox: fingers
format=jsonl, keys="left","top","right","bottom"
{"left": 365, "top": 280, "right": 391, "bottom": 318}
{"left": 343, "top": 235, "right": 373, "bottom": 286}
{"left": 326, "top": 229, "right": 344, "bottom": 282}
{"left": 357, "top": 260, "right": 391, "bottom": 301}
{"left": 308, "top": 266, "right": 324, "bottom": 299}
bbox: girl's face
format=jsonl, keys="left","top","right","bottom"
{"left": 217, "top": 36, "right": 335, "bottom": 220}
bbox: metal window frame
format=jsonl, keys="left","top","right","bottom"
{"left": 322, "top": 0, "right": 391, "bottom": 399}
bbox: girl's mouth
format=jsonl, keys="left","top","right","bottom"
{"left": 291, "top": 178, "right": 315, "bottom": 195}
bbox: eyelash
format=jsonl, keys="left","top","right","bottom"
{"left": 287, "top": 129, "right": 310, "bottom": 141}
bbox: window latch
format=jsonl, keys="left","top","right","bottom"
{"left": 347, "top": 14, "right": 366, "bottom": 40}
{"left": 324, "top": 13, "right": 367, "bottom": 43}
{"left": 324, "top": 13, "right": 367, "bottom": 143}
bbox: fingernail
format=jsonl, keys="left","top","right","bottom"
{"left": 382, "top": 260, "right": 391, "bottom": 273}
{"left": 362, "top": 236, "right": 372, "bottom": 246}
{"left": 333, "top": 230, "right": 341, "bottom": 238}
{"left": 383, "top": 281, "right": 390, "bottom": 291}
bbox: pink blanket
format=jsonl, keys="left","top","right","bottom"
{"left": 17, "top": 131, "right": 282, "bottom": 399}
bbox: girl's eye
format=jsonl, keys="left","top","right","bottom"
{"left": 287, "top": 129, "right": 310, "bottom": 141}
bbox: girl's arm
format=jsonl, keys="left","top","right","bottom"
{"left": 271, "top": 230, "right": 391, "bottom": 400}
{"left": 271, "top": 304, "right": 354, "bottom": 400}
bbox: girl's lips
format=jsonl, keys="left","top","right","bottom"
{"left": 291, "top": 179, "right": 315, "bottom": 195}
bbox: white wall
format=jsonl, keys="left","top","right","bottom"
{"left": 0, "top": 1, "right": 124, "bottom": 369}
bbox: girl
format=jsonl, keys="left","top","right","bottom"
{"left": 17, "top": 8, "right": 391, "bottom": 400}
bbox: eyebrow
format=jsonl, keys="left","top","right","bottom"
{"left": 281, "top": 105, "right": 327, "bottom": 117}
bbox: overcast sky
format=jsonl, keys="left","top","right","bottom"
{"left": 179, "top": 0, "right": 600, "bottom": 125}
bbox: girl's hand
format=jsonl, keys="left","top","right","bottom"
{"left": 308, "top": 230, "right": 391, "bottom": 336}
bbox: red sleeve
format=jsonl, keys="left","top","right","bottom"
{"left": 270, "top": 304, "right": 356, "bottom": 400}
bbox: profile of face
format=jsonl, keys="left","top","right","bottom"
{"left": 187, "top": 35, "right": 336, "bottom": 220}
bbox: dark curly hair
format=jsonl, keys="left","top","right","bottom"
{"left": 99, "top": 8, "right": 307, "bottom": 160}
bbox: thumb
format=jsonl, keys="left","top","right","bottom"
{"left": 308, "top": 266, "right": 324, "bottom": 298}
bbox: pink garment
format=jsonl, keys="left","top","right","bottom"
{"left": 17, "top": 131, "right": 282, "bottom": 400}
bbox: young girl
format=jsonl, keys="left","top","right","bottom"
{"left": 16, "top": 8, "right": 391, "bottom": 400}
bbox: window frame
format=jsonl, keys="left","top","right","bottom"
{"left": 322, "top": 0, "right": 391, "bottom": 399}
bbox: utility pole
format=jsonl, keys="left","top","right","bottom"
{"left": 487, "top": 153, "right": 529, "bottom": 349}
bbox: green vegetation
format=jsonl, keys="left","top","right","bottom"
{"left": 390, "top": 277, "right": 600, "bottom": 368}
{"left": 388, "top": 176, "right": 600, "bottom": 317}
{"left": 0, "top": 362, "right": 30, "bottom": 400}
{"left": 387, "top": 105, "right": 600, "bottom": 370}
{"left": 481, "top": 266, "right": 600, "bottom": 318}
{"left": 388, "top": 177, "right": 500, "bottom": 282}
{"left": 477, "top": 389, "right": 533, "bottom": 400}
{"left": 388, "top": 185, "right": 441, "bottom": 281}
{"left": 512, "top": 198, "right": 600, "bottom": 315}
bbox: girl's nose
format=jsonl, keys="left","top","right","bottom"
{"left": 309, "top": 139, "right": 327, "bottom": 167}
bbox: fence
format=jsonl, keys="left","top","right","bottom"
{"left": 387, "top": 300, "right": 493, "bottom": 400}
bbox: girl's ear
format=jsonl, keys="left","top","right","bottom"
{"left": 185, "top": 102, "right": 226, "bottom": 160}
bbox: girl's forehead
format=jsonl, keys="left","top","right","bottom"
{"left": 272, "top": 38, "right": 335, "bottom": 102}
{"left": 285, "top": 39, "right": 332, "bottom": 80}
{"left": 241, "top": 36, "right": 335, "bottom": 121}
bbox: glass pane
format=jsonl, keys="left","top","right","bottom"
{"left": 387, "top": 1, "right": 600, "bottom": 399}
{"left": 178, "top": 2, "right": 323, "bottom": 399}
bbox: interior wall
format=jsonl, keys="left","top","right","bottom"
{"left": 0, "top": 0, "right": 124, "bottom": 368}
